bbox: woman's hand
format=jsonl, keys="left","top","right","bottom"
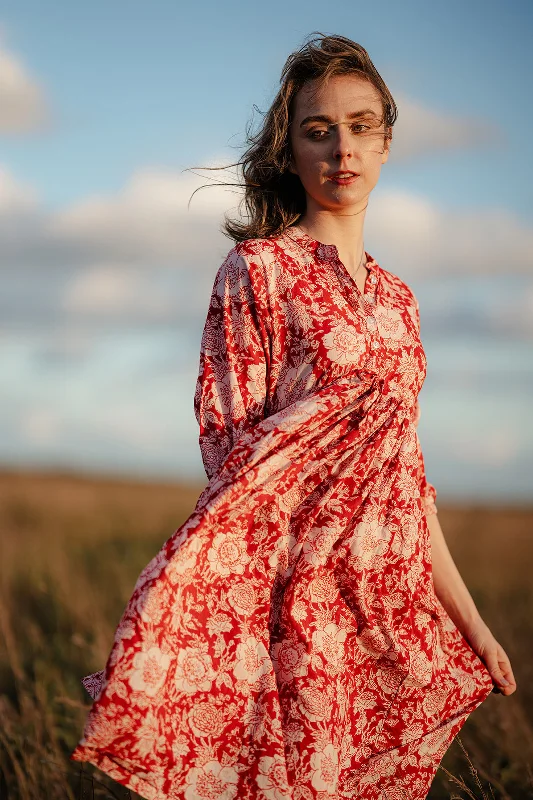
{"left": 465, "top": 619, "right": 517, "bottom": 696}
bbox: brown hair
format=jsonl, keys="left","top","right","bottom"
{"left": 187, "top": 32, "right": 398, "bottom": 242}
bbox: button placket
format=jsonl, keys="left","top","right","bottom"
{"left": 315, "top": 240, "right": 383, "bottom": 354}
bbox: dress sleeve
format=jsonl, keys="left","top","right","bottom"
{"left": 411, "top": 294, "right": 438, "bottom": 517}
{"left": 194, "top": 247, "right": 269, "bottom": 482}
{"left": 411, "top": 399, "right": 438, "bottom": 517}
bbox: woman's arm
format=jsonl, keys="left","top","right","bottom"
{"left": 426, "top": 510, "right": 517, "bottom": 695}
{"left": 194, "top": 247, "right": 269, "bottom": 482}
{"left": 426, "top": 510, "right": 482, "bottom": 638}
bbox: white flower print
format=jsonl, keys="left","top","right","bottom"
{"left": 375, "top": 305, "right": 408, "bottom": 340}
{"left": 134, "top": 712, "right": 160, "bottom": 759}
{"left": 270, "top": 638, "right": 311, "bottom": 683}
{"left": 188, "top": 702, "right": 228, "bottom": 738}
{"left": 184, "top": 760, "right": 239, "bottom": 800}
{"left": 128, "top": 646, "right": 172, "bottom": 697}
{"left": 310, "top": 742, "right": 340, "bottom": 794}
{"left": 349, "top": 519, "right": 393, "bottom": 566}
{"left": 207, "top": 532, "right": 251, "bottom": 577}
{"left": 175, "top": 647, "right": 216, "bottom": 694}
{"left": 356, "top": 625, "right": 395, "bottom": 658}
{"left": 247, "top": 361, "right": 267, "bottom": 402}
{"left": 255, "top": 453, "right": 292, "bottom": 484}
{"left": 390, "top": 518, "right": 419, "bottom": 559}
{"left": 167, "top": 535, "right": 203, "bottom": 582}
{"left": 275, "top": 395, "right": 329, "bottom": 433}
{"left": 404, "top": 650, "right": 433, "bottom": 688}
{"left": 206, "top": 612, "right": 233, "bottom": 637}
{"left": 309, "top": 573, "right": 338, "bottom": 603}
{"left": 226, "top": 583, "right": 257, "bottom": 616}
{"left": 311, "top": 623, "right": 347, "bottom": 669}
{"left": 256, "top": 755, "right": 291, "bottom": 800}
{"left": 268, "top": 533, "right": 296, "bottom": 574}
{"left": 134, "top": 582, "right": 169, "bottom": 624}
{"left": 297, "top": 685, "right": 332, "bottom": 722}
{"left": 232, "top": 636, "right": 272, "bottom": 684}
{"left": 302, "top": 525, "right": 337, "bottom": 567}
{"left": 323, "top": 321, "right": 366, "bottom": 364}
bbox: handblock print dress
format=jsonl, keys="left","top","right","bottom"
{"left": 71, "top": 224, "right": 494, "bottom": 800}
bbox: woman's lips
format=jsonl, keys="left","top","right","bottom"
{"left": 328, "top": 174, "right": 360, "bottom": 185}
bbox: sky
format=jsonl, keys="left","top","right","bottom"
{"left": 0, "top": 0, "right": 532, "bottom": 504}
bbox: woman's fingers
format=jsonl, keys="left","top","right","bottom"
{"left": 484, "top": 643, "right": 516, "bottom": 695}
{"left": 497, "top": 645, "right": 516, "bottom": 690}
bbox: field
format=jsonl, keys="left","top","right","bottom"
{"left": 0, "top": 467, "right": 531, "bottom": 799}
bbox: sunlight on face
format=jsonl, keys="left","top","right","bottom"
{"left": 288, "top": 74, "right": 390, "bottom": 216}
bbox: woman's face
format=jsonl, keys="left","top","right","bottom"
{"left": 288, "top": 73, "right": 390, "bottom": 215}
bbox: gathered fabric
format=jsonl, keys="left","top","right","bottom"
{"left": 70, "top": 225, "right": 494, "bottom": 800}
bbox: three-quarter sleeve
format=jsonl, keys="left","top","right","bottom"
{"left": 411, "top": 294, "right": 438, "bottom": 517}
{"left": 194, "top": 247, "right": 269, "bottom": 482}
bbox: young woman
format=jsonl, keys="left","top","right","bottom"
{"left": 71, "top": 33, "right": 516, "bottom": 800}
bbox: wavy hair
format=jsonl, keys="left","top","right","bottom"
{"left": 187, "top": 32, "right": 398, "bottom": 242}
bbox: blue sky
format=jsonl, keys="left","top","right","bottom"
{"left": 1, "top": 0, "right": 532, "bottom": 502}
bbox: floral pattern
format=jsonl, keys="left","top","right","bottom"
{"left": 71, "top": 224, "right": 494, "bottom": 799}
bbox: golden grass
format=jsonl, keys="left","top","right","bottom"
{"left": 0, "top": 467, "right": 531, "bottom": 799}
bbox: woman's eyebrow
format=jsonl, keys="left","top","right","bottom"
{"left": 299, "top": 109, "right": 380, "bottom": 127}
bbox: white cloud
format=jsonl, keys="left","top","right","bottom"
{"left": 61, "top": 265, "right": 175, "bottom": 317}
{"left": 45, "top": 161, "right": 241, "bottom": 264}
{"left": 0, "top": 41, "right": 51, "bottom": 133}
{"left": 0, "top": 146, "right": 530, "bottom": 283}
{"left": 366, "top": 188, "right": 533, "bottom": 276}
{"left": 0, "top": 165, "right": 39, "bottom": 212}
{"left": 388, "top": 93, "right": 503, "bottom": 161}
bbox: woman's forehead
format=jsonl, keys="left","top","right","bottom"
{"left": 293, "top": 75, "right": 382, "bottom": 118}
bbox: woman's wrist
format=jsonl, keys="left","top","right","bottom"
{"left": 434, "top": 582, "right": 485, "bottom": 641}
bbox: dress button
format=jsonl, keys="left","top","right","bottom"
{"left": 371, "top": 339, "right": 380, "bottom": 349}
{"left": 370, "top": 275, "right": 377, "bottom": 284}
{"left": 367, "top": 316, "right": 377, "bottom": 331}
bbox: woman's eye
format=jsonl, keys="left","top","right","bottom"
{"left": 307, "top": 124, "right": 370, "bottom": 140}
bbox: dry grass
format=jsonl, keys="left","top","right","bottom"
{"left": 0, "top": 467, "right": 531, "bottom": 799}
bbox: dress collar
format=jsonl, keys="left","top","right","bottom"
{"left": 283, "top": 223, "right": 378, "bottom": 273}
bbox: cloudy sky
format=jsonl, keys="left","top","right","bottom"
{"left": 1, "top": 0, "right": 532, "bottom": 503}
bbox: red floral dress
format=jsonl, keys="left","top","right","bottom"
{"left": 70, "top": 224, "right": 494, "bottom": 800}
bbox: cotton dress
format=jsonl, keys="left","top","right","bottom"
{"left": 70, "top": 224, "right": 494, "bottom": 800}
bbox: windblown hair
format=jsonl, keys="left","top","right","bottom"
{"left": 187, "top": 32, "right": 398, "bottom": 242}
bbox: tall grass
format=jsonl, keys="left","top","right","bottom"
{"left": 0, "top": 468, "right": 531, "bottom": 799}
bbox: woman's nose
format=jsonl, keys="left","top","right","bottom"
{"left": 332, "top": 126, "right": 353, "bottom": 160}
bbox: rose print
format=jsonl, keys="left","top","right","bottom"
{"left": 175, "top": 647, "right": 216, "bottom": 694}
{"left": 128, "top": 646, "right": 172, "bottom": 697}
{"left": 310, "top": 742, "right": 340, "bottom": 794}
{"left": 207, "top": 532, "right": 251, "bottom": 577}
{"left": 184, "top": 760, "right": 239, "bottom": 800}
{"left": 233, "top": 636, "right": 272, "bottom": 684}
{"left": 271, "top": 638, "right": 311, "bottom": 683}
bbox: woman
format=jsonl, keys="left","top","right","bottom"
{"left": 71, "top": 33, "right": 516, "bottom": 799}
